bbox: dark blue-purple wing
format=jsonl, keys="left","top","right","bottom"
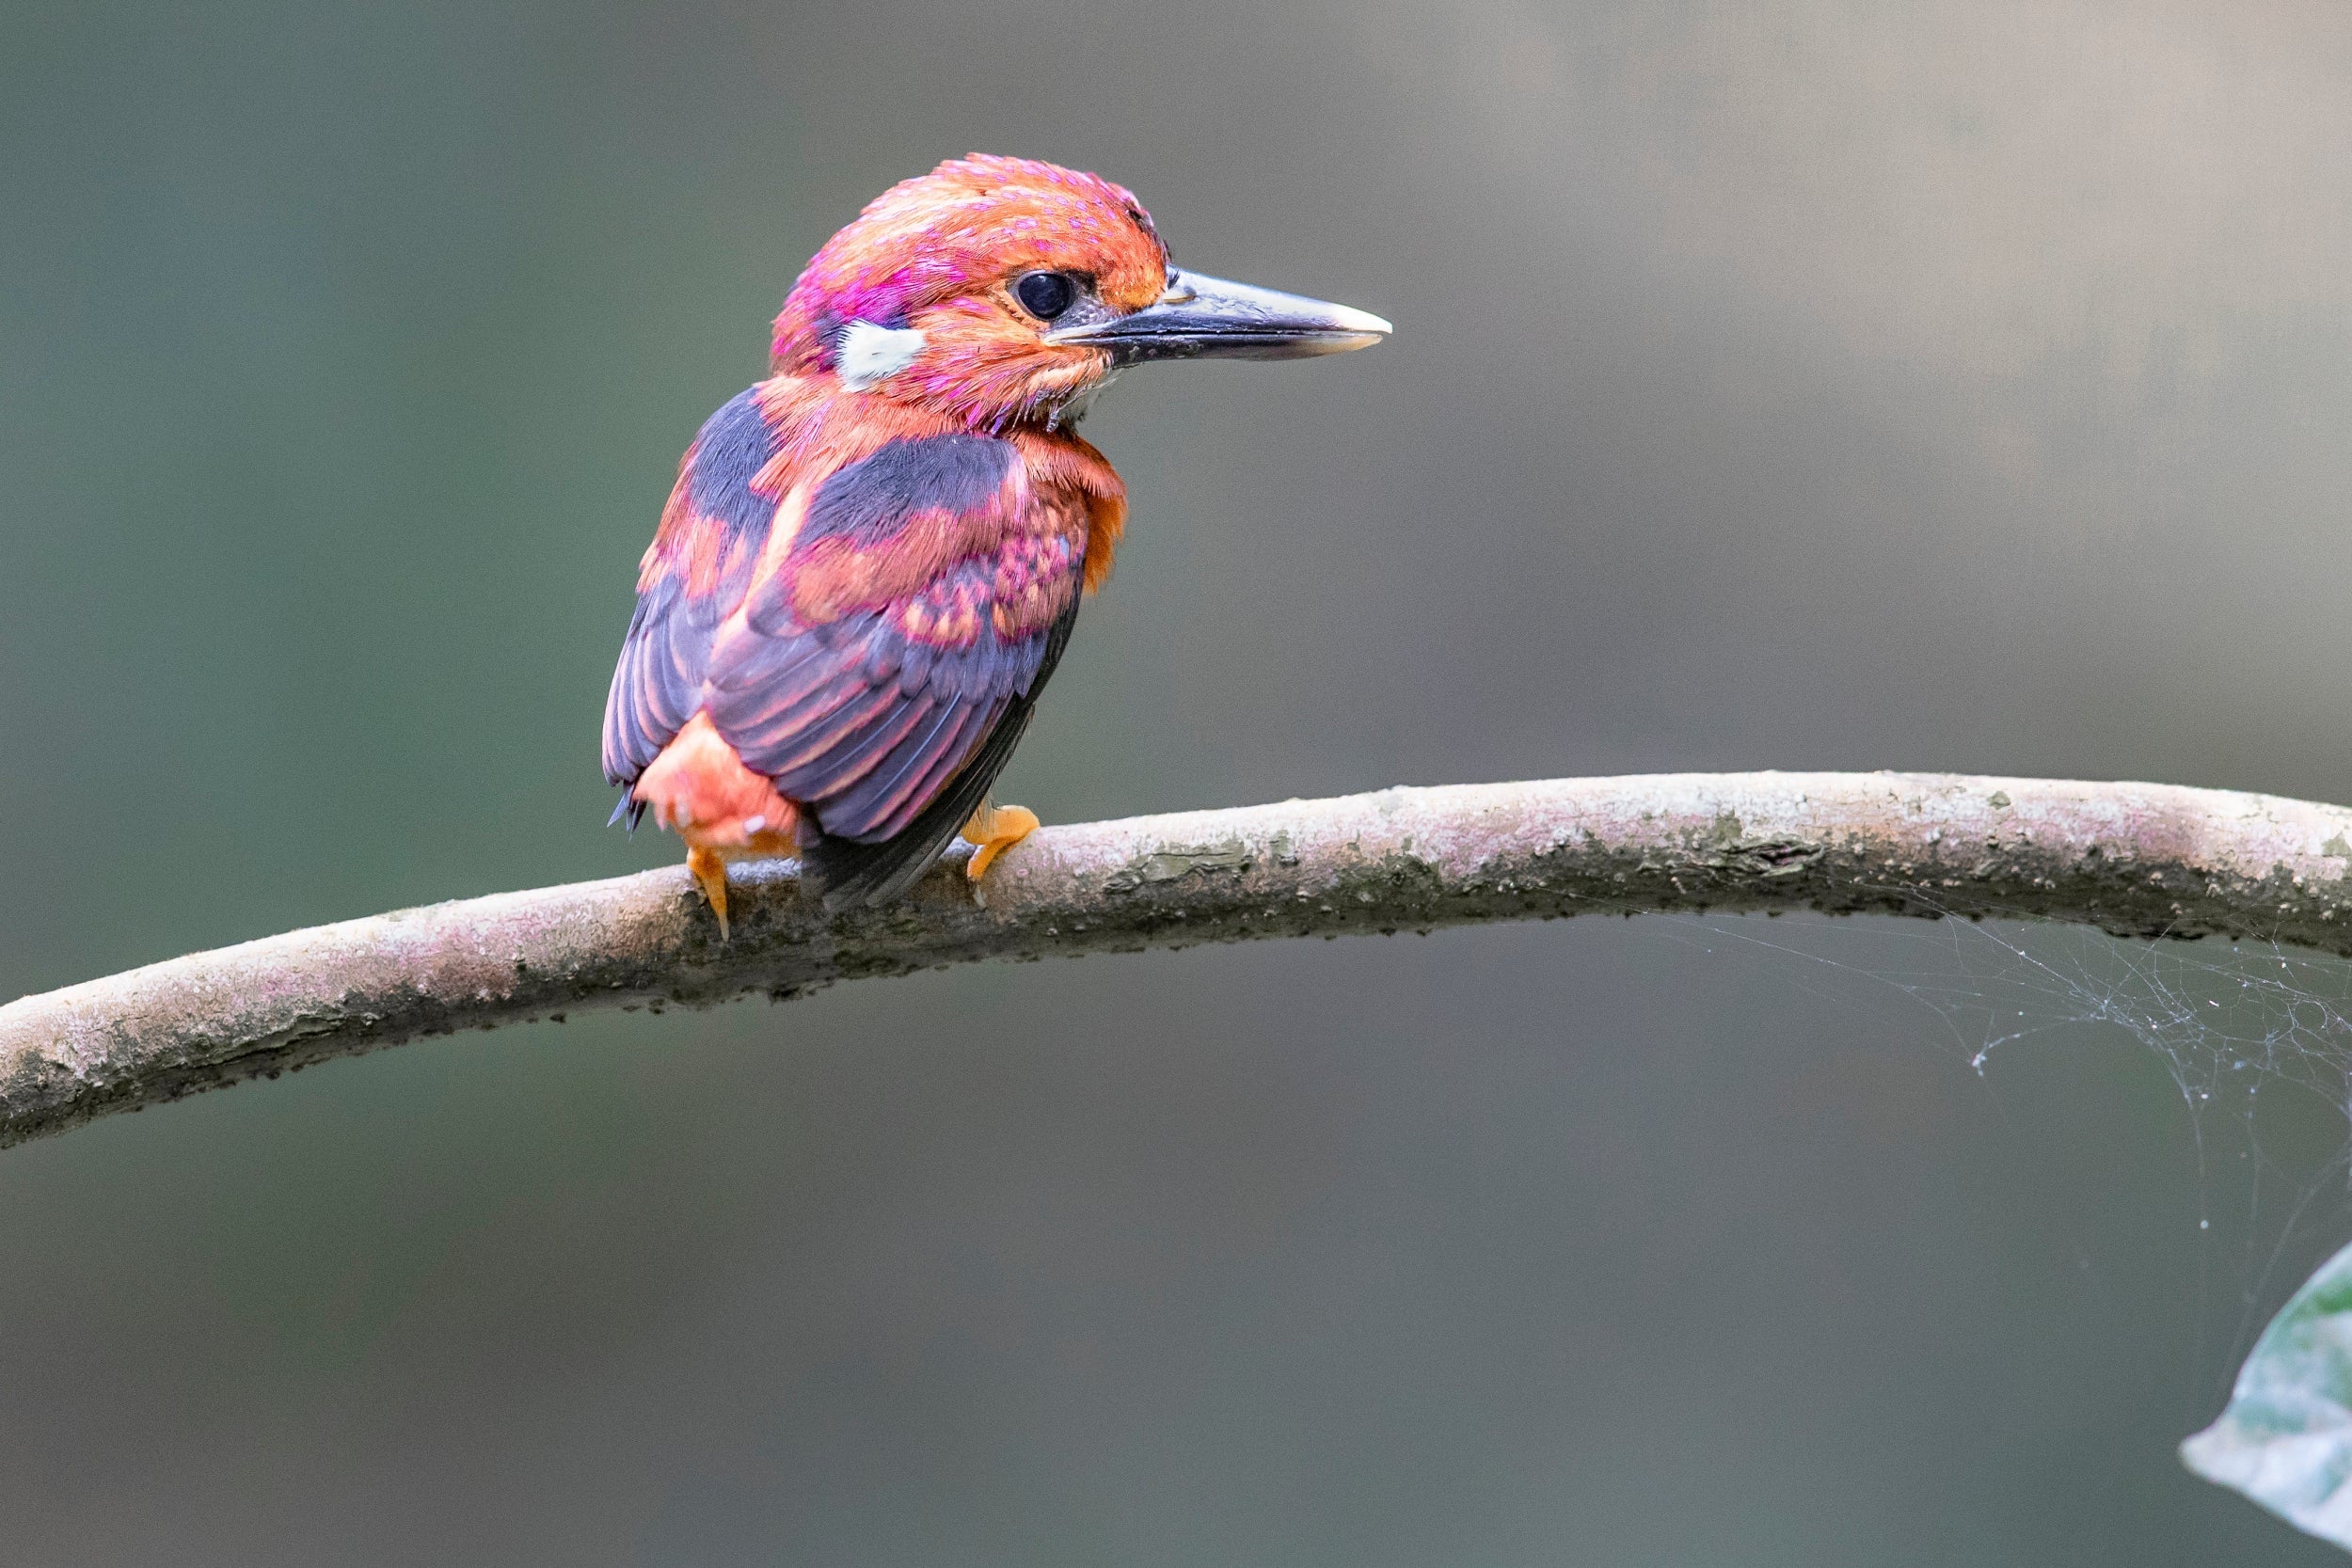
{"left": 602, "top": 386, "right": 785, "bottom": 802}
{"left": 704, "top": 432, "right": 1089, "bottom": 906}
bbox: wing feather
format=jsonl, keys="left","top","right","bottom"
{"left": 601, "top": 386, "right": 787, "bottom": 787}
{"left": 692, "top": 431, "right": 1090, "bottom": 901}
{"left": 606, "top": 402, "right": 1091, "bottom": 904}
{"left": 799, "top": 598, "right": 1081, "bottom": 909}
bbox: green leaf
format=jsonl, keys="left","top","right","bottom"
{"left": 2183, "top": 1236, "right": 2352, "bottom": 1551}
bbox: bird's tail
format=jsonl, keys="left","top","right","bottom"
{"left": 800, "top": 704, "right": 1040, "bottom": 911}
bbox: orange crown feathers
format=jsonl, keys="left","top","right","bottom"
{"left": 770, "top": 154, "right": 1171, "bottom": 381}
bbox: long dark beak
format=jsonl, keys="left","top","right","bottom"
{"left": 1047, "top": 268, "right": 1391, "bottom": 364}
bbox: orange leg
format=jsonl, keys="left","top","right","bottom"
{"left": 961, "top": 800, "right": 1041, "bottom": 880}
{"left": 687, "top": 846, "right": 732, "bottom": 940}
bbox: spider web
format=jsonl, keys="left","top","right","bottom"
{"left": 1644, "top": 900, "right": 2352, "bottom": 1409}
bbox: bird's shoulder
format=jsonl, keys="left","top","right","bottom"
{"left": 641, "top": 381, "right": 1125, "bottom": 587}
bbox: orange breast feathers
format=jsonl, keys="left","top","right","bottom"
{"left": 601, "top": 378, "right": 1124, "bottom": 869}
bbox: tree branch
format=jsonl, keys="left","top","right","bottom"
{"left": 8, "top": 770, "right": 2352, "bottom": 1148}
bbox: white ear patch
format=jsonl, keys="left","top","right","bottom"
{"left": 834, "top": 320, "right": 928, "bottom": 390}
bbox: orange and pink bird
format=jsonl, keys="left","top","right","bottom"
{"left": 602, "top": 155, "right": 1390, "bottom": 928}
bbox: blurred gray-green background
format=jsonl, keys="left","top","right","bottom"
{"left": 8, "top": 0, "right": 2352, "bottom": 1562}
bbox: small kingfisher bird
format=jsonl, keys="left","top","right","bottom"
{"left": 602, "top": 154, "right": 1390, "bottom": 927}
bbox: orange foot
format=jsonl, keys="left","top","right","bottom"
{"left": 687, "top": 846, "right": 733, "bottom": 940}
{"left": 961, "top": 800, "right": 1040, "bottom": 881}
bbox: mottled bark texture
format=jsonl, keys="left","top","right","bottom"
{"left": 10, "top": 771, "right": 2352, "bottom": 1148}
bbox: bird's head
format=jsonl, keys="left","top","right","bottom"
{"left": 771, "top": 154, "right": 1389, "bottom": 430}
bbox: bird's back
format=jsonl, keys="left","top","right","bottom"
{"left": 604, "top": 376, "right": 1124, "bottom": 906}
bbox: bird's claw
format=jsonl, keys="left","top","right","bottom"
{"left": 687, "top": 847, "right": 732, "bottom": 940}
{"left": 961, "top": 801, "right": 1040, "bottom": 881}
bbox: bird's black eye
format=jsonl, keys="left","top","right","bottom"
{"left": 1014, "top": 270, "right": 1079, "bottom": 322}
